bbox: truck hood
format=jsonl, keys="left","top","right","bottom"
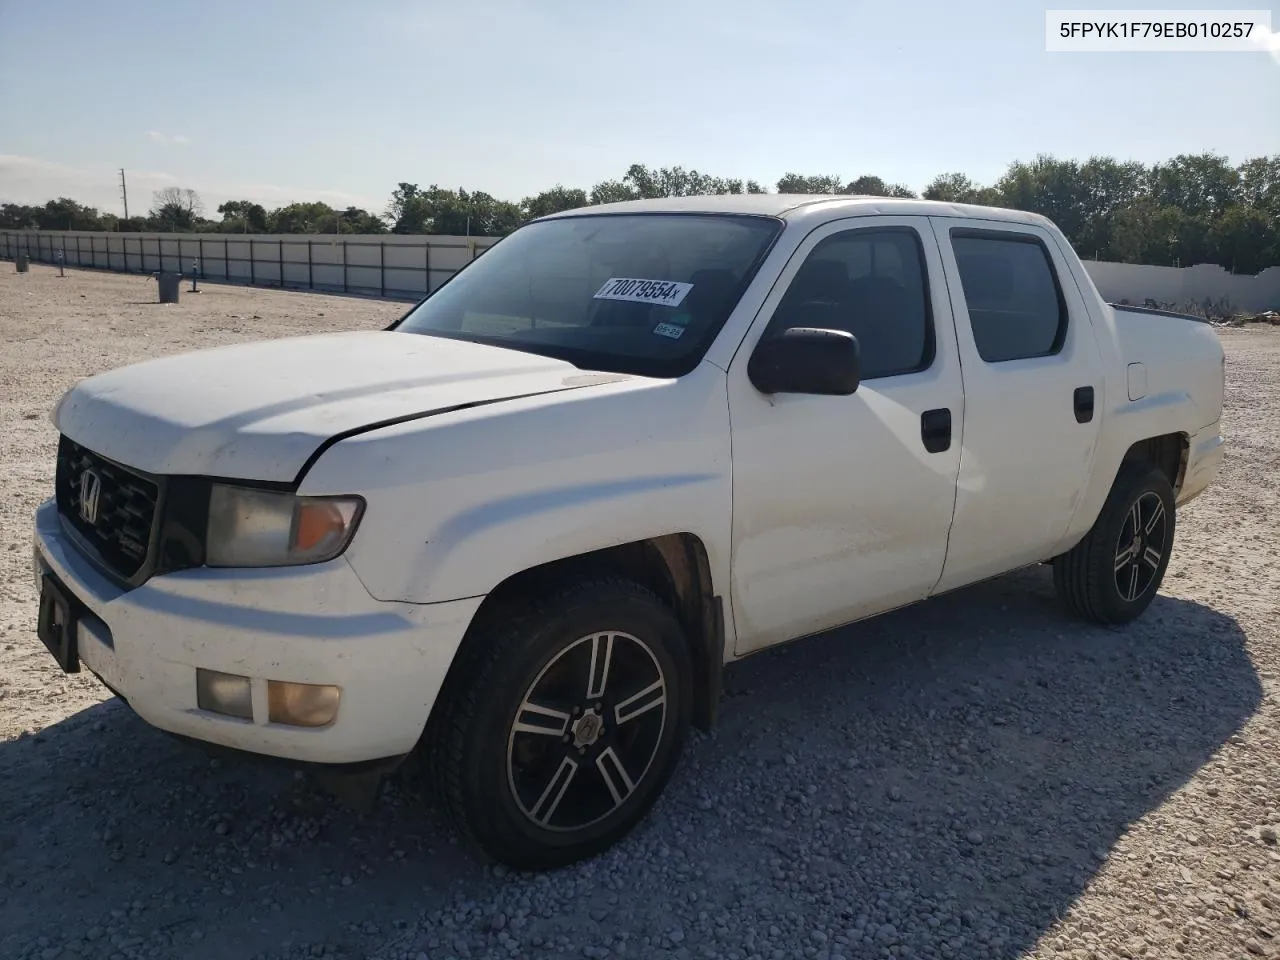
{"left": 53, "top": 331, "right": 612, "bottom": 483}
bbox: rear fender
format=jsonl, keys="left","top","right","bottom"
{"left": 1054, "top": 390, "right": 1193, "bottom": 554}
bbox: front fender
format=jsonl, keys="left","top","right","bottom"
{"left": 297, "top": 364, "right": 734, "bottom": 605}
{"left": 388, "top": 472, "right": 726, "bottom": 603}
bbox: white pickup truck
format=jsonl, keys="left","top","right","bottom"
{"left": 33, "top": 195, "right": 1225, "bottom": 869}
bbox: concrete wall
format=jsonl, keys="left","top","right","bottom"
{"left": 0, "top": 230, "right": 500, "bottom": 299}
{"left": 3, "top": 229, "right": 1278, "bottom": 313}
{"left": 1082, "top": 259, "right": 1280, "bottom": 315}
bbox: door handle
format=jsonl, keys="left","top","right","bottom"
{"left": 920, "top": 408, "right": 952, "bottom": 454}
{"left": 1074, "top": 386, "right": 1095, "bottom": 424}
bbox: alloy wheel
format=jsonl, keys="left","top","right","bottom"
{"left": 505, "top": 631, "right": 668, "bottom": 833}
{"left": 1113, "top": 491, "right": 1168, "bottom": 603}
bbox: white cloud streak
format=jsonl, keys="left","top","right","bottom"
{"left": 146, "top": 131, "right": 192, "bottom": 146}
{"left": 0, "top": 154, "right": 378, "bottom": 215}
{"left": 1251, "top": 22, "right": 1280, "bottom": 65}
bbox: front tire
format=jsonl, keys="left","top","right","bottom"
{"left": 429, "top": 577, "right": 692, "bottom": 870}
{"left": 1053, "top": 464, "right": 1176, "bottom": 624}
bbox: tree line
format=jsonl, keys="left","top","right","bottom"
{"left": 2, "top": 153, "right": 1277, "bottom": 273}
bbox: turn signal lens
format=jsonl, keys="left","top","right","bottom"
{"left": 267, "top": 681, "right": 341, "bottom": 727}
{"left": 292, "top": 500, "right": 353, "bottom": 555}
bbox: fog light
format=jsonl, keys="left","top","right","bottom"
{"left": 196, "top": 669, "right": 253, "bottom": 720}
{"left": 267, "top": 681, "right": 340, "bottom": 727}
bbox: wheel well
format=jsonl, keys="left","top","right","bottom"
{"left": 1121, "top": 433, "right": 1188, "bottom": 493}
{"left": 453, "top": 534, "right": 724, "bottom": 731}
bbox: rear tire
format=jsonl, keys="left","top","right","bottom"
{"left": 428, "top": 577, "right": 692, "bottom": 870}
{"left": 1053, "top": 464, "right": 1176, "bottom": 625}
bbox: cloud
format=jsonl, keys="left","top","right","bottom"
{"left": 1252, "top": 23, "right": 1280, "bottom": 65}
{"left": 146, "top": 131, "right": 192, "bottom": 146}
{"left": 0, "top": 155, "right": 177, "bottom": 211}
{"left": 226, "top": 180, "right": 375, "bottom": 209}
{"left": 0, "top": 154, "right": 378, "bottom": 214}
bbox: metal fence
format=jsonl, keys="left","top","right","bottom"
{"left": 0, "top": 230, "right": 501, "bottom": 300}
{"left": 8, "top": 228, "right": 1278, "bottom": 314}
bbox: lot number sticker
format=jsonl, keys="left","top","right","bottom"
{"left": 594, "top": 277, "right": 692, "bottom": 309}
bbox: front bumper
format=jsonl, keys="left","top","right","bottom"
{"left": 32, "top": 499, "right": 482, "bottom": 764}
{"left": 1177, "top": 420, "right": 1225, "bottom": 507}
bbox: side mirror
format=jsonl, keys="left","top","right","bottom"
{"left": 748, "top": 326, "right": 861, "bottom": 396}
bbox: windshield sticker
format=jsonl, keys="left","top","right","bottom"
{"left": 652, "top": 322, "right": 686, "bottom": 339}
{"left": 594, "top": 277, "right": 692, "bottom": 309}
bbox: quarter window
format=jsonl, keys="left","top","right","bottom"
{"left": 950, "top": 232, "right": 1067, "bottom": 363}
{"left": 770, "top": 228, "right": 934, "bottom": 380}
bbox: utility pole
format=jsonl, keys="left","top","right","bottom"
{"left": 119, "top": 168, "right": 129, "bottom": 220}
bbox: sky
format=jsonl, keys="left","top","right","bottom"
{"left": 1, "top": 0, "right": 1277, "bottom": 218}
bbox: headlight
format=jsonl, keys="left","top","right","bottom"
{"left": 206, "top": 485, "right": 365, "bottom": 567}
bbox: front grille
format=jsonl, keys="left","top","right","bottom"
{"left": 55, "top": 436, "right": 161, "bottom": 581}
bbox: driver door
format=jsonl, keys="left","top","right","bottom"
{"left": 727, "top": 216, "right": 965, "bottom": 655}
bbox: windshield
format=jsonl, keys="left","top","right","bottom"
{"left": 394, "top": 213, "right": 783, "bottom": 378}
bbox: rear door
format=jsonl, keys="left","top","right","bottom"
{"left": 929, "top": 218, "right": 1105, "bottom": 593}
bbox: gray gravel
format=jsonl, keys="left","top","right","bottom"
{"left": 2, "top": 267, "right": 1279, "bottom": 960}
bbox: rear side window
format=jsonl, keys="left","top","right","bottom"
{"left": 771, "top": 228, "right": 934, "bottom": 380}
{"left": 950, "top": 231, "right": 1067, "bottom": 363}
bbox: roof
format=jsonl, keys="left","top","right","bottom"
{"left": 542, "top": 193, "right": 1054, "bottom": 229}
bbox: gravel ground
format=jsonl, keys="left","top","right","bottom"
{"left": 1, "top": 265, "right": 1278, "bottom": 960}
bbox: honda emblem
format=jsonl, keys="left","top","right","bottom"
{"left": 78, "top": 469, "right": 102, "bottom": 525}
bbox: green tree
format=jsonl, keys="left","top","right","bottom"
{"left": 445, "top": 190, "right": 522, "bottom": 236}
{"left": 620, "top": 164, "right": 756, "bottom": 198}
{"left": 36, "top": 197, "right": 106, "bottom": 230}
{"left": 584, "top": 167, "right": 765, "bottom": 204}
{"left": 149, "top": 187, "right": 203, "bottom": 230}
{"left": 843, "top": 175, "right": 917, "bottom": 198}
{"left": 922, "top": 172, "right": 991, "bottom": 203}
{"left": 1208, "top": 205, "right": 1273, "bottom": 274}
{"left": 622, "top": 164, "right": 673, "bottom": 198}
{"left": 1147, "top": 153, "right": 1240, "bottom": 219}
{"left": 589, "top": 179, "right": 639, "bottom": 205}
{"left": 1109, "top": 203, "right": 1197, "bottom": 266}
{"left": 0, "top": 203, "right": 41, "bottom": 229}
{"left": 267, "top": 201, "right": 339, "bottom": 234}
{"left": 387, "top": 182, "right": 432, "bottom": 234}
{"left": 995, "top": 155, "right": 1088, "bottom": 244}
{"left": 385, "top": 184, "right": 520, "bottom": 236}
{"left": 845, "top": 175, "right": 887, "bottom": 195}
{"left": 337, "top": 206, "right": 387, "bottom": 234}
{"left": 776, "top": 173, "right": 844, "bottom": 194}
{"left": 11, "top": 151, "right": 1280, "bottom": 269}
{"left": 709, "top": 177, "right": 767, "bottom": 194}
{"left": 522, "top": 185, "right": 589, "bottom": 220}
{"left": 1075, "top": 158, "right": 1149, "bottom": 259}
{"left": 1239, "top": 156, "right": 1280, "bottom": 213}
{"left": 216, "top": 200, "right": 268, "bottom": 233}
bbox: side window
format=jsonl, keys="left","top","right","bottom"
{"left": 950, "top": 231, "right": 1067, "bottom": 363}
{"left": 771, "top": 228, "right": 934, "bottom": 380}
